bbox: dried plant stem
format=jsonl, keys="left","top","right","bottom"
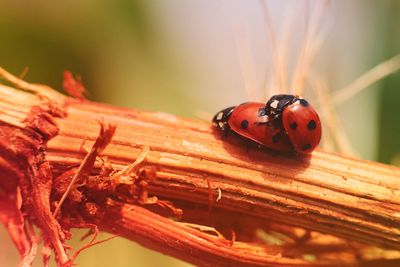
{"left": 48, "top": 96, "right": 400, "bottom": 248}
{"left": 1, "top": 70, "right": 400, "bottom": 266}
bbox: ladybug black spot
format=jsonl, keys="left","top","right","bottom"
{"left": 241, "top": 120, "right": 249, "bottom": 129}
{"left": 307, "top": 120, "right": 316, "bottom": 130}
{"left": 299, "top": 99, "right": 309, "bottom": 107}
{"left": 302, "top": 144, "right": 312, "bottom": 151}
{"left": 272, "top": 132, "right": 281, "bottom": 143}
{"left": 290, "top": 122, "right": 298, "bottom": 130}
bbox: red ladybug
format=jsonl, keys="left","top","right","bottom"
{"left": 212, "top": 94, "right": 322, "bottom": 154}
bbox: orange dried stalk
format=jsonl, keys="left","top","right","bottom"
{"left": 0, "top": 68, "right": 399, "bottom": 266}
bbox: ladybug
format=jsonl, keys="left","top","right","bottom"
{"left": 212, "top": 94, "right": 322, "bottom": 154}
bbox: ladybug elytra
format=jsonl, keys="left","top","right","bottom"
{"left": 212, "top": 94, "right": 322, "bottom": 154}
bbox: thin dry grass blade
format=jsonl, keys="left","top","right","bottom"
{"left": 332, "top": 54, "right": 400, "bottom": 105}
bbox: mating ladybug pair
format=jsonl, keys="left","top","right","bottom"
{"left": 212, "top": 94, "right": 322, "bottom": 154}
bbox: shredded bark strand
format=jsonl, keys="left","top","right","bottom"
{"left": 52, "top": 123, "right": 116, "bottom": 218}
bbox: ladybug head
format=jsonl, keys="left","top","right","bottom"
{"left": 265, "top": 94, "right": 299, "bottom": 117}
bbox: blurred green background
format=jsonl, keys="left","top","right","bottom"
{"left": 0, "top": 1, "right": 399, "bottom": 266}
